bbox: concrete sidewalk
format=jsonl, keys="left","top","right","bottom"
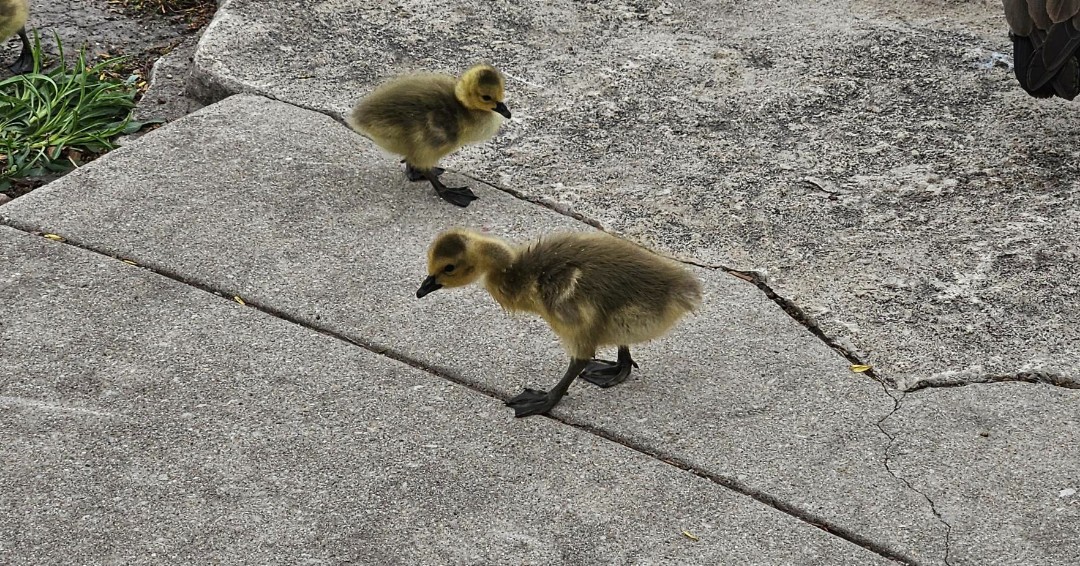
{"left": 0, "top": 226, "right": 886, "bottom": 564}
{"left": 0, "top": 0, "right": 1078, "bottom": 564}
{"left": 2, "top": 94, "right": 1077, "bottom": 565}
{"left": 189, "top": 0, "right": 1080, "bottom": 388}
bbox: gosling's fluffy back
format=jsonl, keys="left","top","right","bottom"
{"left": 347, "top": 74, "right": 458, "bottom": 160}
{"left": 0, "top": 0, "right": 29, "bottom": 40}
{"left": 487, "top": 232, "right": 702, "bottom": 356}
{"left": 346, "top": 72, "right": 503, "bottom": 169}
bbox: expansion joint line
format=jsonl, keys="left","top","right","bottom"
{"left": 6, "top": 224, "right": 916, "bottom": 566}
{"left": 875, "top": 382, "right": 953, "bottom": 566}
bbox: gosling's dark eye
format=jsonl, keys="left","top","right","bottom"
{"left": 481, "top": 95, "right": 492, "bottom": 102}
{"left": 443, "top": 264, "right": 455, "bottom": 273}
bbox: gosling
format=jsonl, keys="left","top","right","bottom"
{"left": 347, "top": 64, "right": 511, "bottom": 208}
{"left": 1003, "top": 0, "right": 1080, "bottom": 99}
{"left": 417, "top": 229, "right": 703, "bottom": 418}
{"left": 1, "top": 0, "right": 31, "bottom": 74}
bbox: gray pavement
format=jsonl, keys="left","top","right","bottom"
{"left": 0, "top": 1, "right": 1078, "bottom": 565}
{"left": 0, "top": 226, "right": 888, "bottom": 565}
{"left": 3, "top": 94, "right": 1079, "bottom": 565}
{"left": 188, "top": 0, "right": 1078, "bottom": 389}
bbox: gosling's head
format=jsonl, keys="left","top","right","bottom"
{"left": 417, "top": 229, "right": 484, "bottom": 298}
{"left": 455, "top": 64, "right": 511, "bottom": 119}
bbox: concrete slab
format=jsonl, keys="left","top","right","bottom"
{"left": 0, "top": 225, "right": 894, "bottom": 565}
{"left": 885, "top": 384, "right": 1080, "bottom": 566}
{"left": 133, "top": 33, "right": 205, "bottom": 124}
{"left": 187, "top": 0, "right": 1079, "bottom": 390}
{"left": 0, "top": 93, "right": 1026, "bottom": 564}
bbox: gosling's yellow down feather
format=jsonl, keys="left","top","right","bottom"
{"left": 1, "top": 0, "right": 31, "bottom": 74}
{"left": 417, "top": 228, "right": 702, "bottom": 417}
{"left": 346, "top": 64, "right": 511, "bottom": 207}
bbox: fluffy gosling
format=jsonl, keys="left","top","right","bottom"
{"left": 347, "top": 64, "right": 511, "bottom": 207}
{"left": 417, "top": 229, "right": 702, "bottom": 418}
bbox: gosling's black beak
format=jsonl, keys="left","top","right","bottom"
{"left": 494, "top": 101, "right": 511, "bottom": 119}
{"left": 416, "top": 275, "right": 443, "bottom": 298}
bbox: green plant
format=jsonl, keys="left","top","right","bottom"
{"left": 0, "top": 33, "right": 160, "bottom": 192}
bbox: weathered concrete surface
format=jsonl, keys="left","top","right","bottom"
{"left": 0, "top": 226, "right": 895, "bottom": 565}
{"left": 187, "top": 0, "right": 1078, "bottom": 390}
{"left": 7, "top": 94, "right": 1079, "bottom": 564}
{"left": 885, "top": 384, "right": 1080, "bottom": 566}
{"left": 133, "top": 33, "right": 205, "bottom": 123}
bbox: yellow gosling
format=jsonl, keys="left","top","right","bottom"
{"left": 417, "top": 229, "right": 702, "bottom": 417}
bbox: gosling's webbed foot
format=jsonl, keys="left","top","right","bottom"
{"left": 421, "top": 169, "right": 479, "bottom": 207}
{"left": 404, "top": 163, "right": 444, "bottom": 182}
{"left": 506, "top": 388, "right": 558, "bottom": 418}
{"left": 434, "top": 184, "right": 479, "bottom": 207}
{"left": 579, "top": 360, "right": 634, "bottom": 388}
{"left": 579, "top": 346, "right": 638, "bottom": 388}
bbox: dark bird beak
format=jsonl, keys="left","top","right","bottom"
{"left": 494, "top": 101, "right": 511, "bottom": 119}
{"left": 416, "top": 275, "right": 443, "bottom": 298}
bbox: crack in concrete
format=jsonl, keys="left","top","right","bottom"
{"left": 905, "top": 371, "right": 1079, "bottom": 392}
{"left": 456, "top": 172, "right": 892, "bottom": 391}
{"left": 5, "top": 224, "right": 914, "bottom": 565}
{"left": 453, "top": 171, "right": 607, "bottom": 230}
{"left": 874, "top": 382, "right": 954, "bottom": 566}
{"left": 719, "top": 268, "right": 895, "bottom": 388}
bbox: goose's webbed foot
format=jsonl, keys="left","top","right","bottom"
{"left": 505, "top": 358, "right": 589, "bottom": 418}
{"left": 434, "top": 184, "right": 479, "bottom": 207}
{"left": 579, "top": 346, "right": 637, "bottom": 388}
{"left": 506, "top": 388, "right": 560, "bottom": 418}
{"left": 426, "top": 173, "right": 478, "bottom": 207}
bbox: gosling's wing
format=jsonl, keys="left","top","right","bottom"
{"left": 350, "top": 75, "right": 462, "bottom": 146}
{"left": 534, "top": 260, "right": 588, "bottom": 326}
{"left": 588, "top": 239, "right": 702, "bottom": 314}
{"left": 1007, "top": 0, "right": 1080, "bottom": 99}
{"left": 541, "top": 234, "right": 698, "bottom": 317}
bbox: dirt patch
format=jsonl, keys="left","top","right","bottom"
{"left": 0, "top": 0, "right": 216, "bottom": 199}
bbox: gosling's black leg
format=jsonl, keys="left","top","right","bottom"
{"left": 10, "top": 28, "right": 33, "bottom": 74}
{"left": 404, "top": 162, "right": 444, "bottom": 181}
{"left": 506, "top": 358, "right": 589, "bottom": 418}
{"left": 421, "top": 168, "right": 478, "bottom": 207}
{"left": 579, "top": 346, "right": 638, "bottom": 388}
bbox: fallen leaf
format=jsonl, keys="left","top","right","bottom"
{"left": 680, "top": 530, "right": 699, "bottom": 542}
{"left": 850, "top": 364, "right": 872, "bottom": 373}
{"left": 121, "top": 259, "right": 137, "bottom": 266}
{"left": 233, "top": 296, "right": 246, "bottom": 306}
{"left": 43, "top": 234, "right": 64, "bottom": 241}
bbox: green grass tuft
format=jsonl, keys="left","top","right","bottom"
{"left": 0, "top": 33, "right": 160, "bottom": 193}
